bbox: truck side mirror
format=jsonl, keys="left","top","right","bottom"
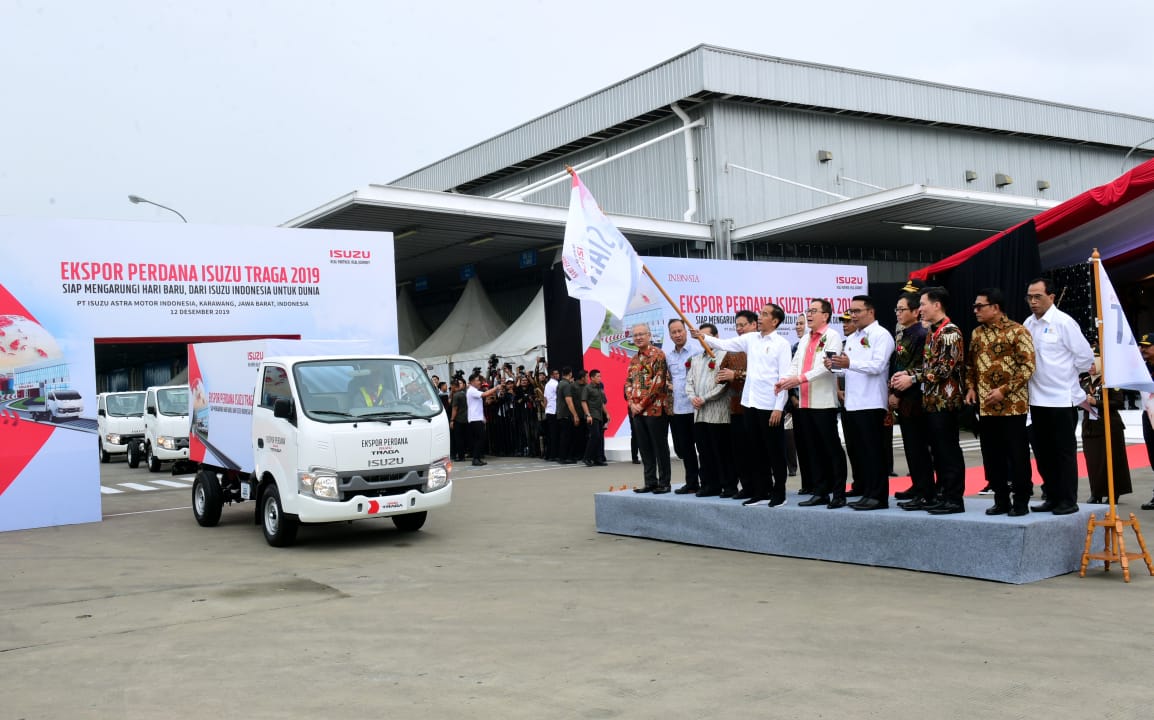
{"left": 273, "top": 398, "right": 294, "bottom": 421}
{"left": 146, "top": 405, "right": 156, "bottom": 416}
{"left": 97, "top": 409, "right": 106, "bottom": 417}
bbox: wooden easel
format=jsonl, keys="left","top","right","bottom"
{"left": 1079, "top": 250, "right": 1154, "bottom": 582}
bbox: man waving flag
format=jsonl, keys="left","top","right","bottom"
{"left": 561, "top": 170, "right": 643, "bottom": 319}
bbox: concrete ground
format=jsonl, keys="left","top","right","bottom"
{"left": 3, "top": 452, "right": 1154, "bottom": 719}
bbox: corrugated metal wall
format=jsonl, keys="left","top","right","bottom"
{"left": 700, "top": 101, "right": 1138, "bottom": 228}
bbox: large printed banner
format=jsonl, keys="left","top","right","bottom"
{"left": 580, "top": 257, "right": 867, "bottom": 438}
{"left": 0, "top": 218, "right": 395, "bottom": 533}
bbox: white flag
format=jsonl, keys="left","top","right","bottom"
{"left": 1096, "top": 260, "right": 1154, "bottom": 392}
{"left": 561, "top": 173, "right": 642, "bottom": 319}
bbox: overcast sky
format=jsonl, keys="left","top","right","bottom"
{"left": 3, "top": 0, "right": 1153, "bottom": 227}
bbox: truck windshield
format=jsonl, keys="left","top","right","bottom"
{"left": 156, "top": 387, "right": 189, "bottom": 416}
{"left": 108, "top": 392, "right": 145, "bottom": 416}
{"left": 294, "top": 358, "right": 443, "bottom": 422}
{"left": 54, "top": 390, "right": 82, "bottom": 401}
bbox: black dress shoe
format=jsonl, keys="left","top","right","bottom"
{"left": 1087, "top": 496, "right": 1104, "bottom": 505}
{"left": 674, "top": 485, "right": 699, "bottom": 495}
{"left": 1051, "top": 504, "right": 1079, "bottom": 515}
{"left": 845, "top": 490, "right": 863, "bottom": 498}
{"left": 894, "top": 488, "right": 916, "bottom": 501}
{"left": 767, "top": 497, "right": 788, "bottom": 508}
{"left": 1031, "top": 502, "right": 1055, "bottom": 513}
{"left": 633, "top": 486, "right": 654, "bottom": 494}
{"left": 1007, "top": 507, "right": 1029, "bottom": 517}
{"left": 695, "top": 488, "right": 721, "bottom": 497}
{"left": 741, "top": 496, "right": 767, "bottom": 506}
{"left": 798, "top": 495, "right": 830, "bottom": 507}
{"left": 985, "top": 505, "right": 1010, "bottom": 516}
{"left": 797, "top": 488, "right": 814, "bottom": 496}
{"left": 928, "top": 502, "right": 965, "bottom": 515}
{"left": 1143, "top": 498, "right": 1154, "bottom": 511}
{"left": 852, "top": 498, "right": 887, "bottom": 511}
{"left": 719, "top": 488, "right": 737, "bottom": 499}
{"left": 593, "top": 461, "right": 608, "bottom": 466}
{"left": 583, "top": 460, "right": 595, "bottom": 467}
{"left": 652, "top": 486, "right": 671, "bottom": 494}
{"left": 631, "top": 458, "right": 640, "bottom": 464}
{"left": 471, "top": 459, "right": 487, "bottom": 466}
{"left": 734, "top": 490, "right": 753, "bottom": 500}
{"left": 900, "top": 498, "right": 937, "bottom": 511}
{"left": 827, "top": 497, "right": 847, "bottom": 509}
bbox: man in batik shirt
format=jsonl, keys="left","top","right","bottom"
{"left": 627, "top": 323, "right": 672, "bottom": 493}
{"left": 966, "top": 288, "right": 1035, "bottom": 516}
{"left": 891, "top": 286, "right": 967, "bottom": 514}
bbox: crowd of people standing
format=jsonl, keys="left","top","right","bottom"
{"left": 622, "top": 279, "right": 1154, "bottom": 516}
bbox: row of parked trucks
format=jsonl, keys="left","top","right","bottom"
{"left": 97, "top": 340, "right": 453, "bottom": 547}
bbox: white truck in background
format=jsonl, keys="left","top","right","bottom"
{"left": 187, "top": 339, "right": 452, "bottom": 547}
{"left": 142, "top": 384, "right": 191, "bottom": 472}
{"left": 96, "top": 391, "right": 146, "bottom": 463}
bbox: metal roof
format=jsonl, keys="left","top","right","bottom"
{"left": 391, "top": 45, "right": 1154, "bottom": 194}
{"left": 731, "top": 185, "right": 1060, "bottom": 254}
{"left": 284, "top": 184, "right": 710, "bottom": 287}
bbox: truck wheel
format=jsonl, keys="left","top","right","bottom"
{"left": 192, "top": 471, "right": 224, "bottom": 527}
{"left": 261, "top": 484, "right": 299, "bottom": 547}
{"left": 127, "top": 442, "right": 141, "bottom": 469}
{"left": 146, "top": 444, "right": 162, "bottom": 472}
{"left": 392, "top": 512, "right": 427, "bottom": 532}
{"left": 99, "top": 438, "right": 111, "bottom": 464}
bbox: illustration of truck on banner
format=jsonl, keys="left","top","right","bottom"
{"left": 186, "top": 339, "right": 452, "bottom": 546}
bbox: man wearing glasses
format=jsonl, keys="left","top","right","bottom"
{"left": 776, "top": 299, "right": 843, "bottom": 508}
{"left": 627, "top": 324, "right": 673, "bottom": 494}
{"left": 1023, "top": 278, "right": 1094, "bottom": 515}
{"left": 890, "top": 292, "right": 929, "bottom": 503}
{"left": 966, "top": 288, "right": 1036, "bottom": 516}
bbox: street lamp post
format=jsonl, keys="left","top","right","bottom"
{"left": 127, "top": 194, "right": 187, "bottom": 223}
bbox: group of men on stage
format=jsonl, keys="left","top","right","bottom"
{"left": 625, "top": 278, "right": 1105, "bottom": 517}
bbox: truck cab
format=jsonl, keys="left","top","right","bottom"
{"left": 189, "top": 344, "right": 451, "bottom": 546}
{"left": 142, "top": 384, "right": 190, "bottom": 472}
{"left": 42, "top": 388, "right": 84, "bottom": 422}
{"left": 96, "top": 391, "right": 146, "bottom": 463}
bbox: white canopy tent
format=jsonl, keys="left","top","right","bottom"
{"left": 396, "top": 285, "right": 431, "bottom": 355}
{"left": 418, "top": 286, "right": 547, "bottom": 382}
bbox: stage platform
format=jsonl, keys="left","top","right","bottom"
{"left": 594, "top": 491, "right": 1112, "bottom": 584}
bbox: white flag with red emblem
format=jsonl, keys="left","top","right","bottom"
{"left": 561, "top": 172, "right": 642, "bottom": 319}
{"left": 1097, "top": 261, "right": 1154, "bottom": 392}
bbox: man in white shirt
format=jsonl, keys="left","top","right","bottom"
{"left": 543, "top": 369, "right": 559, "bottom": 461}
{"left": 694, "top": 303, "right": 793, "bottom": 507}
{"left": 777, "top": 299, "right": 842, "bottom": 508}
{"left": 1023, "top": 277, "right": 1095, "bottom": 515}
{"left": 466, "top": 373, "right": 503, "bottom": 466}
{"left": 828, "top": 295, "right": 896, "bottom": 510}
{"left": 666, "top": 318, "right": 702, "bottom": 494}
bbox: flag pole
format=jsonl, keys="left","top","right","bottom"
{"left": 1090, "top": 249, "right": 1118, "bottom": 524}
{"left": 565, "top": 166, "right": 713, "bottom": 358}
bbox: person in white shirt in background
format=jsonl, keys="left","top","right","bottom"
{"left": 665, "top": 318, "right": 702, "bottom": 494}
{"left": 466, "top": 373, "right": 503, "bottom": 466}
{"left": 827, "top": 295, "right": 896, "bottom": 510}
{"left": 694, "top": 304, "right": 793, "bottom": 507}
{"left": 1023, "top": 277, "right": 1095, "bottom": 515}
{"left": 542, "top": 368, "right": 559, "bottom": 461}
{"left": 777, "top": 299, "right": 843, "bottom": 508}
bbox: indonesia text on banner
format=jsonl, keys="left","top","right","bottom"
{"left": 1097, "top": 260, "right": 1154, "bottom": 392}
{"left": 561, "top": 173, "right": 641, "bottom": 319}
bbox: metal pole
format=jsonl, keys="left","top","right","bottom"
{"left": 726, "top": 163, "right": 850, "bottom": 200}
{"left": 1090, "top": 249, "right": 1118, "bottom": 522}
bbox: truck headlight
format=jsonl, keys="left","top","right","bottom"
{"left": 106, "top": 433, "right": 122, "bottom": 445}
{"left": 157, "top": 435, "right": 176, "bottom": 450}
{"left": 424, "top": 457, "right": 451, "bottom": 492}
{"left": 299, "top": 468, "right": 339, "bottom": 500}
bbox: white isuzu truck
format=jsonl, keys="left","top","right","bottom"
{"left": 187, "top": 339, "right": 452, "bottom": 547}
{"left": 96, "top": 391, "right": 146, "bottom": 463}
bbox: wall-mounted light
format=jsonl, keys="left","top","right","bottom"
{"left": 1037, "top": 180, "right": 1051, "bottom": 191}
{"left": 964, "top": 170, "right": 978, "bottom": 182}
{"left": 995, "top": 173, "right": 1013, "bottom": 187}
{"left": 467, "top": 236, "right": 494, "bottom": 246}
{"left": 901, "top": 224, "right": 934, "bottom": 232}
{"left": 817, "top": 150, "right": 833, "bottom": 163}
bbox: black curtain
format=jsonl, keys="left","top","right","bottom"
{"left": 868, "top": 281, "right": 908, "bottom": 335}
{"left": 542, "top": 264, "right": 585, "bottom": 373}
{"left": 927, "top": 221, "right": 1041, "bottom": 338}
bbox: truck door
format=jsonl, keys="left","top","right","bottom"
{"left": 252, "top": 364, "right": 297, "bottom": 490}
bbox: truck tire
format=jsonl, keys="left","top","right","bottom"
{"left": 192, "top": 470, "right": 224, "bottom": 527}
{"left": 392, "top": 512, "right": 427, "bottom": 532}
{"left": 99, "top": 438, "right": 111, "bottom": 464}
{"left": 261, "top": 484, "right": 299, "bottom": 547}
{"left": 127, "top": 441, "right": 141, "bottom": 469}
{"left": 146, "top": 443, "right": 162, "bottom": 472}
